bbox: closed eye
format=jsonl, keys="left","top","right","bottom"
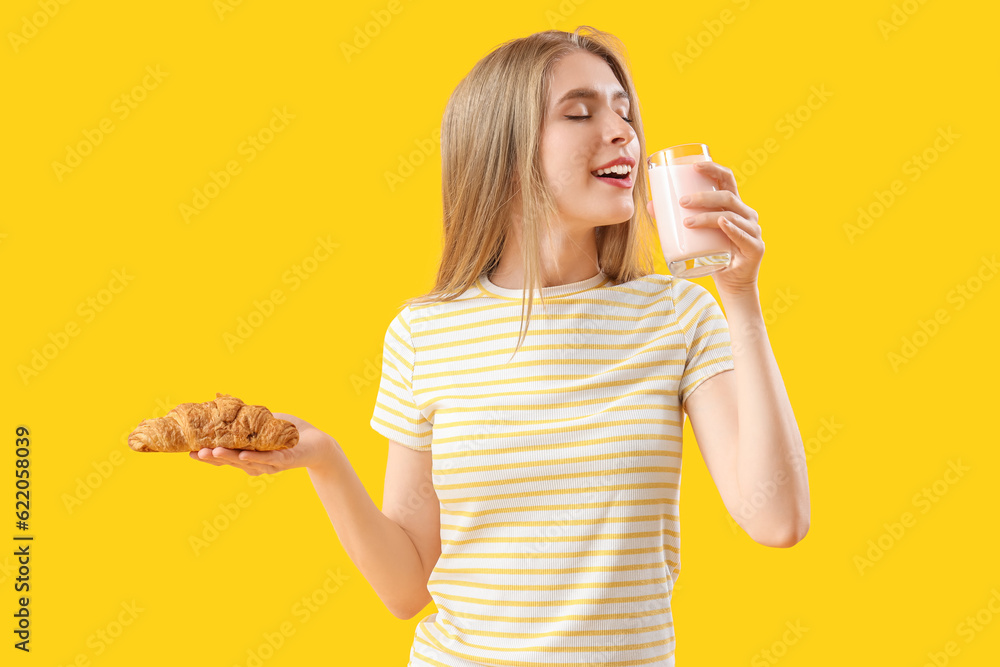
{"left": 565, "top": 115, "right": 634, "bottom": 124}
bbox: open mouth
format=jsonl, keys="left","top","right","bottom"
{"left": 591, "top": 166, "right": 633, "bottom": 187}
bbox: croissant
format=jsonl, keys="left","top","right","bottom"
{"left": 128, "top": 393, "right": 298, "bottom": 453}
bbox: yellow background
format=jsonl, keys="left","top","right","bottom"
{"left": 3, "top": 0, "right": 998, "bottom": 665}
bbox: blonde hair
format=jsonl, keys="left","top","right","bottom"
{"left": 404, "top": 25, "right": 657, "bottom": 361}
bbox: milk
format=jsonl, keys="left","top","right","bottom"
{"left": 648, "top": 159, "right": 732, "bottom": 278}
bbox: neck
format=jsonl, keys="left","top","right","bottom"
{"left": 489, "top": 215, "right": 601, "bottom": 289}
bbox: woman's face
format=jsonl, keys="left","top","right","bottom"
{"left": 539, "top": 50, "right": 640, "bottom": 231}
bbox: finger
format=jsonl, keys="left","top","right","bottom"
{"left": 716, "top": 211, "right": 748, "bottom": 233}
{"left": 684, "top": 210, "right": 760, "bottom": 238}
{"left": 715, "top": 213, "right": 764, "bottom": 257}
{"left": 195, "top": 447, "right": 254, "bottom": 472}
{"left": 191, "top": 449, "right": 225, "bottom": 466}
{"left": 211, "top": 447, "right": 272, "bottom": 470}
{"left": 237, "top": 449, "right": 284, "bottom": 469}
{"left": 211, "top": 446, "right": 241, "bottom": 462}
{"left": 232, "top": 454, "right": 279, "bottom": 475}
{"left": 272, "top": 413, "right": 311, "bottom": 432}
{"left": 679, "top": 189, "right": 756, "bottom": 222}
{"left": 205, "top": 448, "right": 274, "bottom": 476}
{"left": 693, "top": 161, "right": 740, "bottom": 198}
{"left": 719, "top": 211, "right": 761, "bottom": 240}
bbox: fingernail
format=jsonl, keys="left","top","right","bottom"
{"left": 678, "top": 196, "right": 690, "bottom": 205}
{"left": 683, "top": 217, "right": 694, "bottom": 225}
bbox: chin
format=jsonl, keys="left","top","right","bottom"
{"left": 561, "top": 199, "right": 635, "bottom": 227}
{"left": 587, "top": 211, "right": 634, "bottom": 228}
{"left": 600, "top": 203, "right": 636, "bottom": 224}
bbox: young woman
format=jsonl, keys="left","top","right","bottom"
{"left": 192, "top": 26, "right": 809, "bottom": 667}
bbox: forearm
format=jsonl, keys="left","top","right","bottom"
{"left": 722, "top": 287, "right": 810, "bottom": 545}
{"left": 306, "top": 440, "right": 430, "bottom": 618}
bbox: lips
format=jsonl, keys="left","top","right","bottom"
{"left": 592, "top": 171, "right": 633, "bottom": 188}
{"left": 591, "top": 156, "right": 636, "bottom": 172}
{"left": 590, "top": 156, "right": 635, "bottom": 189}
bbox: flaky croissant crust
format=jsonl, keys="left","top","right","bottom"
{"left": 128, "top": 393, "right": 298, "bottom": 453}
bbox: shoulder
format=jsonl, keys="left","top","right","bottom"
{"left": 615, "top": 273, "right": 721, "bottom": 323}
{"left": 381, "top": 305, "right": 411, "bottom": 336}
{"left": 667, "top": 276, "right": 717, "bottom": 309}
{"left": 406, "top": 283, "right": 487, "bottom": 324}
{"left": 608, "top": 271, "right": 674, "bottom": 296}
{"left": 610, "top": 272, "right": 687, "bottom": 309}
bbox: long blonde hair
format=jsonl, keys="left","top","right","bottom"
{"left": 403, "top": 25, "right": 657, "bottom": 361}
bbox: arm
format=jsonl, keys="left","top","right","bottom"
{"left": 684, "top": 287, "right": 810, "bottom": 548}
{"left": 191, "top": 413, "right": 439, "bottom": 618}
{"left": 307, "top": 437, "right": 439, "bottom": 619}
{"left": 667, "top": 159, "right": 809, "bottom": 548}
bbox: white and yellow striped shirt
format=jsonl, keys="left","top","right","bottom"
{"left": 371, "top": 269, "right": 735, "bottom": 667}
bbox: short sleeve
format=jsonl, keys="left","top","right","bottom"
{"left": 370, "top": 305, "right": 433, "bottom": 451}
{"left": 672, "top": 279, "right": 735, "bottom": 408}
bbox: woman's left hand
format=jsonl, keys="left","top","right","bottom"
{"left": 646, "top": 161, "right": 763, "bottom": 298}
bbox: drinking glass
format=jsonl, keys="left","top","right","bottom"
{"left": 647, "top": 143, "right": 732, "bottom": 278}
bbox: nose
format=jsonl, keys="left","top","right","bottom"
{"left": 605, "top": 112, "right": 635, "bottom": 146}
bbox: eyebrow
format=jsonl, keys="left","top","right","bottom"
{"left": 555, "top": 87, "right": 630, "bottom": 106}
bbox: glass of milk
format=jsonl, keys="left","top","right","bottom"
{"left": 647, "top": 143, "right": 732, "bottom": 278}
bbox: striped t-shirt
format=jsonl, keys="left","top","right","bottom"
{"left": 370, "top": 269, "right": 735, "bottom": 667}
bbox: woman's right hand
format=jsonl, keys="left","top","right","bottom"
{"left": 188, "top": 412, "right": 337, "bottom": 476}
